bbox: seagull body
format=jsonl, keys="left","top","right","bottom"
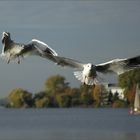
{"left": 1, "top": 32, "right": 58, "bottom": 64}
{"left": 53, "top": 55, "right": 140, "bottom": 85}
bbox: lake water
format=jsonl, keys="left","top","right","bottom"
{"left": 0, "top": 108, "right": 139, "bottom": 140}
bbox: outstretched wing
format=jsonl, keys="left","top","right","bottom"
{"left": 95, "top": 55, "right": 140, "bottom": 75}
{"left": 53, "top": 56, "right": 84, "bottom": 70}
{"left": 18, "top": 39, "right": 58, "bottom": 61}
{"left": 31, "top": 39, "right": 58, "bottom": 56}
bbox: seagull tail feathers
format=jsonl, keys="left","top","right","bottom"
{"left": 74, "top": 71, "right": 84, "bottom": 83}
{"left": 74, "top": 71, "right": 99, "bottom": 85}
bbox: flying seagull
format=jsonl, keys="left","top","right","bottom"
{"left": 1, "top": 32, "right": 58, "bottom": 64}
{"left": 52, "top": 55, "right": 140, "bottom": 85}
{"left": 1, "top": 32, "right": 140, "bottom": 86}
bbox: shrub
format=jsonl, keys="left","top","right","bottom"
{"left": 112, "top": 100, "right": 127, "bottom": 108}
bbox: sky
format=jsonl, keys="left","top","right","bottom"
{"left": 0, "top": 0, "right": 140, "bottom": 97}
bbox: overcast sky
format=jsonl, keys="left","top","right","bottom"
{"left": 0, "top": 1, "right": 140, "bottom": 97}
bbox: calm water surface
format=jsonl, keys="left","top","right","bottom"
{"left": 0, "top": 108, "right": 139, "bottom": 140}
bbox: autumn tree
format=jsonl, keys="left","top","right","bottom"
{"left": 93, "top": 85, "right": 102, "bottom": 107}
{"left": 80, "top": 85, "right": 93, "bottom": 106}
{"left": 45, "top": 75, "right": 69, "bottom": 94}
{"left": 44, "top": 75, "right": 70, "bottom": 107}
{"left": 119, "top": 68, "right": 140, "bottom": 90}
{"left": 56, "top": 93, "right": 71, "bottom": 107}
{"left": 68, "top": 88, "right": 81, "bottom": 106}
{"left": 119, "top": 68, "right": 140, "bottom": 105}
{"left": 112, "top": 100, "right": 127, "bottom": 108}
{"left": 34, "top": 91, "right": 50, "bottom": 108}
{"left": 35, "top": 97, "right": 50, "bottom": 108}
{"left": 8, "top": 88, "right": 33, "bottom": 108}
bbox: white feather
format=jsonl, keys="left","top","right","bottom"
{"left": 74, "top": 71, "right": 84, "bottom": 83}
{"left": 84, "top": 77, "right": 94, "bottom": 85}
{"left": 31, "top": 39, "right": 58, "bottom": 56}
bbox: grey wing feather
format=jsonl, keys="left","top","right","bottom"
{"left": 53, "top": 56, "right": 84, "bottom": 70}
{"left": 18, "top": 39, "right": 58, "bottom": 63}
{"left": 31, "top": 39, "right": 58, "bottom": 56}
{"left": 95, "top": 56, "right": 140, "bottom": 75}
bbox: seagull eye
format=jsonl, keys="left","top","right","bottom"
{"left": 87, "top": 64, "right": 91, "bottom": 67}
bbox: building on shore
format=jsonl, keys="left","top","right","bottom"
{"left": 100, "top": 83, "right": 125, "bottom": 106}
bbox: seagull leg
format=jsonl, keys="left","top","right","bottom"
{"left": 7, "top": 59, "right": 10, "bottom": 64}
{"left": 7, "top": 54, "right": 11, "bottom": 64}
{"left": 21, "top": 54, "right": 24, "bottom": 59}
{"left": 16, "top": 55, "right": 21, "bottom": 64}
{"left": 17, "top": 57, "right": 20, "bottom": 64}
{"left": 20, "top": 55, "right": 24, "bottom": 61}
{"left": 83, "top": 76, "right": 86, "bottom": 85}
{"left": 92, "top": 84, "right": 95, "bottom": 89}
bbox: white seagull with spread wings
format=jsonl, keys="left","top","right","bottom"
{"left": 52, "top": 55, "right": 140, "bottom": 85}
{"left": 1, "top": 32, "right": 58, "bottom": 64}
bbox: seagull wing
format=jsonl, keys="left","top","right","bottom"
{"left": 31, "top": 39, "right": 58, "bottom": 56}
{"left": 95, "top": 55, "right": 140, "bottom": 75}
{"left": 18, "top": 39, "right": 58, "bottom": 62}
{"left": 53, "top": 56, "right": 84, "bottom": 70}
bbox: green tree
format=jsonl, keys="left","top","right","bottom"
{"left": 56, "top": 93, "right": 71, "bottom": 107}
{"left": 35, "top": 97, "right": 50, "bottom": 108}
{"left": 107, "top": 91, "right": 113, "bottom": 105}
{"left": 119, "top": 68, "right": 140, "bottom": 91}
{"left": 8, "top": 88, "right": 32, "bottom": 108}
{"left": 69, "top": 88, "right": 81, "bottom": 106}
{"left": 93, "top": 85, "right": 102, "bottom": 107}
{"left": 45, "top": 75, "right": 69, "bottom": 94}
{"left": 119, "top": 68, "right": 140, "bottom": 105}
{"left": 34, "top": 91, "right": 47, "bottom": 100}
{"left": 80, "top": 85, "right": 93, "bottom": 106}
{"left": 34, "top": 91, "right": 50, "bottom": 108}
{"left": 43, "top": 75, "right": 70, "bottom": 107}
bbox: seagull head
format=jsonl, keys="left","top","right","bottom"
{"left": 83, "top": 63, "right": 93, "bottom": 75}
{"left": 85, "top": 63, "right": 93, "bottom": 70}
{"left": 83, "top": 63, "right": 97, "bottom": 77}
{"left": 2, "top": 32, "right": 11, "bottom": 44}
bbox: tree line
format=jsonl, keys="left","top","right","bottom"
{"left": 4, "top": 68, "right": 140, "bottom": 108}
